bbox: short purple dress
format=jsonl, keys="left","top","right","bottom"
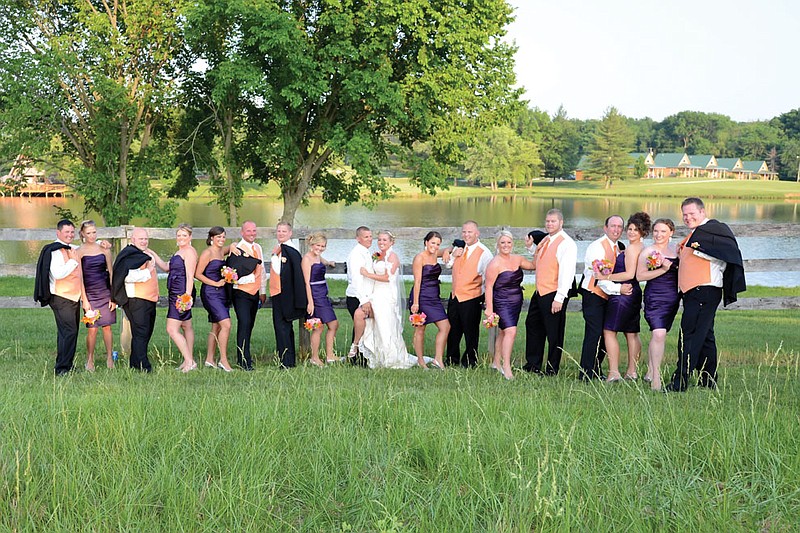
{"left": 309, "top": 262, "right": 337, "bottom": 324}
{"left": 643, "top": 257, "right": 680, "bottom": 331}
{"left": 167, "top": 254, "right": 195, "bottom": 321}
{"left": 492, "top": 268, "right": 524, "bottom": 330}
{"left": 408, "top": 263, "right": 448, "bottom": 324}
{"left": 603, "top": 252, "right": 642, "bottom": 333}
{"left": 80, "top": 254, "right": 116, "bottom": 328}
{"left": 200, "top": 258, "right": 230, "bottom": 323}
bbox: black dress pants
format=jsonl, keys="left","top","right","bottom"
{"left": 346, "top": 296, "right": 367, "bottom": 367}
{"left": 446, "top": 295, "right": 483, "bottom": 368}
{"left": 271, "top": 293, "right": 296, "bottom": 368}
{"left": 50, "top": 295, "right": 80, "bottom": 375}
{"left": 232, "top": 290, "right": 259, "bottom": 370}
{"left": 579, "top": 289, "right": 608, "bottom": 380}
{"left": 671, "top": 286, "right": 721, "bottom": 390}
{"left": 524, "top": 291, "right": 569, "bottom": 375}
{"left": 124, "top": 298, "right": 155, "bottom": 372}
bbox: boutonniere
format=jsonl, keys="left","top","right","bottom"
{"left": 690, "top": 242, "right": 700, "bottom": 249}
{"left": 281, "top": 256, "right": 287, "bottom": 263}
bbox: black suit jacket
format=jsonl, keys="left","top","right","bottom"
{"left": 34, "top": 242, "right": 71, "bottom": 307}
{"left": 111, "top": 245, "right": 152, "bottom": 307}
{"left": 273, "top": 243, "right": 308, "bottom": 321}
{"left": 686, "top": 219, "right": 746, "bottom": 306}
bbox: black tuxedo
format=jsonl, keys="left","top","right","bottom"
{"left": 271, "top": 243, "right": 308, "bottom": 368}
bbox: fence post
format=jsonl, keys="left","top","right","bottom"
{"left": 298, "top": 235, "right": 311, "bottom": 359}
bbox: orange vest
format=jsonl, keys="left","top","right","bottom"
{"left": 269, "top": 251, "right": 282, "bottom": 297}
{"left": 237, "top": 243, "right": 263, "bottom": 296}
{"left": 452, "top": 246, "right": 484, "bottom": 302}
{"left": 132, "top": 262, "right": 159, "bottom": 302}
{"left": 678, "top": 234, "right": 711, "bottom": 293}
{"left": 53, "top": 249, "right": 82, "bottom": 302}
{"left": 588, "top": 239, "right": 616, "bottom": 300}
{"left": 535, "top": 234, "right": 564, "bottom": 296}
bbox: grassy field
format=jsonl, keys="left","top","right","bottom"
{"left": 181, "top": 175, "right": 800, "bottom": 203}
{"left": 1, "top": 303, "right": 798, "bottom": 530}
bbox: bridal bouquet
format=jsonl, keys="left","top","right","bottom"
{"left": 409, "top": 312, "right": 427, "bottom": 327}
{"left": 646, "top": 250, "right": 663, "bottom": 270}
{"left": 81, "top": 309, "right": 101, "bottom": 326}
{"left": 482, "top": 312, "right": 500, "bottom": 328}
{"left": 175, "top": 293, "right": 193, "bottom": 312}
{"left": 303, "top": 318, "right": 322, "bottom": 331}
{"left": 592, "top": 258, "right": 614, "bottom": 276}
{"left": 220, "top": 265, "right": 238, "bottom": 283}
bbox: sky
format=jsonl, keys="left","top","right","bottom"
{"left": 505, "top": 0, "right": 798, "bottom": 122}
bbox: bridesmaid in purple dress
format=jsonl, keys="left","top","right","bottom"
{"left": 636, "top": 218, "right": 679, "bottom": 391}
{"left": 409, "top": 231, "right": 450, "bottom": 370}
{"left": 596, "top": 212, "right": 650, "bottom": 382}
{"left": 77, "top": 220, "right": 117, "bottom": 370}
{"left": 484, "top": 230, "right": 536, "bottom": 380}
{"left": 301, "top": 232, "right": 339, "bottom": 367}
{"left": 166, "top": 224, "right": 198, "bottom": 372}
{"left": 195, "top": 226, "right": 234, "bottom": 372}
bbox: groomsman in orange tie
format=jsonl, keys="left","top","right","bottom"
{"left": 231, "top": 221, "right": 266, "bottom": 370}
{"left": 666, "top": 197, "right": 745, "bottom": 392}
{"left": 577, "top": 215, "right": 632, "bottom": 381}
{"left": 269, "top": 222, "right": 307, "bottom": 368}
{"left": 523, "top": 209, "right": 577, "bottom": 375}
{"left": 34, "top": 219, "right": 83, "bottom": 375}
{"left": 444, "top": 220, "right": 493, "bottom": 367}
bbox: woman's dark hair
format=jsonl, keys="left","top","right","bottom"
{"left": 206, "top": 226, "right": 225, "bottom": 246}
{"left": 652, "top": 218, "right": 675, "bottom": 232}
{"left": 424, "top": 231, "right": 442, "bottom": 243}
{"left": 627, "top": 212, "right": 651, "bottom": 238}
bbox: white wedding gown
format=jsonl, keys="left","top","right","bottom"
{"left": 359, "top": 257, "right": 421, "bottom": 369}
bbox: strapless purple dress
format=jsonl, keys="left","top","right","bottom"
{"left": 309, "top": 262, "right": 336, "bottom": 324}
{"left": 643, "top": 257, "right": 680, "bottom": 331}
{"left": 200, "top": 259, "right": 230, "bottom": 323}
{"left": 167, "top": 254, "right": 194, "bottom": 321}
{"left": 80, "top": 254, "right": 116, "bottom": 328}
{"left": 493, "top": 268, "right": 524, "bottom": 330}
{"left": 604, "top": 252, "right": 642, "bottom": 333}
{"left": 408, "top": 263, "right": 447, "bottom": 324}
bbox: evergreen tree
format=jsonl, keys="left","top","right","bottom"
{"left": 587, "top": 107, "right": 633, "bottom": 189}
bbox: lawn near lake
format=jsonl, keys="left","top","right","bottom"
{"left": 1, "top": 305, "right": 798, "bottom": 531}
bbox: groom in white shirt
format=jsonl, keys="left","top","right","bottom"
{"left": 345, "top": 226, "right": 374, "bottom": 364}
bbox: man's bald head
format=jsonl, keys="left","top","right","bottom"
{"left": 131, "top": 228, "right": 149, "bottom": 250}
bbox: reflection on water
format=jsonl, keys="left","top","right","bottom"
{"left": 2, "top": 195, "right": 799, "bottom": 286}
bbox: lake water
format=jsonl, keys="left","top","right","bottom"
{"left": 2, "top": 195, "right": 799, "bottom": 286}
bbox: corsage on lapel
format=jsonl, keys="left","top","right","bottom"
{"left": 281, "top": 256, "right": 287, "bottom": 263}
{"left": 690, "top": 242, "right": 700, "bottom": 249}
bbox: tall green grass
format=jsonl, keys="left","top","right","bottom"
{"left": 1, "top": 308, "right": 798, "bottom": 530}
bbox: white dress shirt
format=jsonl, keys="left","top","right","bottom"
{"left": 581, "top": 235, "right": 623, "bottom": 296}
{"left": 346, "top": 243, "right": 373, "bottom": 305}
{"left": 541, "top": 230, "right": 578, "bottom": 303}
{"left": 233, "top": 238, "right": 267, "bottom": 294}
{"left": 48, "top": 239, "right": 79, "bottom": 294}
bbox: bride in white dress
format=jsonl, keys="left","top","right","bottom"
{"left": 358, "top": 231, "right": 426, "bottom": 369}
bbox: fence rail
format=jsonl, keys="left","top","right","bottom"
{"left": 2, "top": 224, "right": 798, "bottom": 312}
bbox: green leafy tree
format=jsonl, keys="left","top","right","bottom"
{"left": 587, "top": 107, "right": 633, "bottom": 188}
{"left": 658, "top": 111, "right": 733, "bottom": 154}
{"left": 0, "top": 0, "right": 185, "bottom": 225}
{"left": 464, "top": 125, "right": 540, "bottom": 190}
{"left": 214, "top": 0, "right": 520, "bottom": 223}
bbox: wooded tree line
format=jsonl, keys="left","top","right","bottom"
{"left": 1, "top": 1, "right": 797, "bottom": 227}
{"left": 458, "top": 107, "right": 800, "bottom": 189}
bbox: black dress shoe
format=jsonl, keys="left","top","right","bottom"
{"left": 664, "top": 383, "right": 686, "bottom": 393}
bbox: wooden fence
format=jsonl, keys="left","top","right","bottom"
{"left": 1, "top": 224, "right": 798, "bottom": 312}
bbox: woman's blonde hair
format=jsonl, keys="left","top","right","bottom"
{"left": 307, "top": 231, "right": 328, "bottom": 247}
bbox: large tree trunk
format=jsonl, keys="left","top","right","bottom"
{"left": 280, "top": 144, "right": 333, "bottom": 225}
{"left": 222, "top": 110, "right": 237, "bottom": 226}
